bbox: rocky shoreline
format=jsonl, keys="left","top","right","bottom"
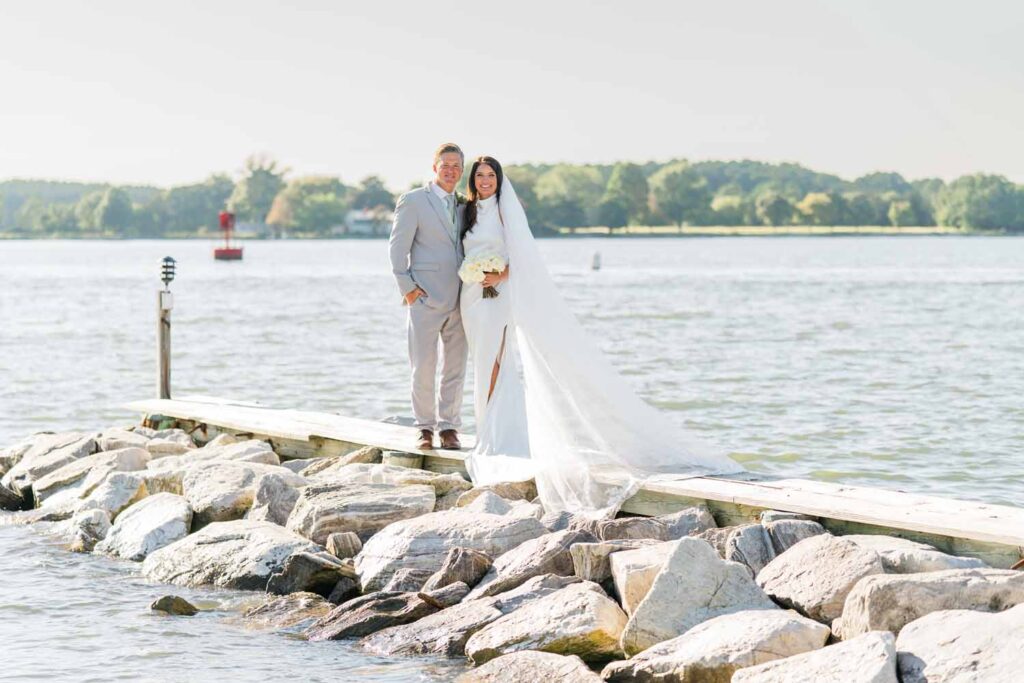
{"left": 1, "top": 426, "right": 1021, "bottom": 682}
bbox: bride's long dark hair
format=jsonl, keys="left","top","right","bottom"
{"left": 462, "top": 156, "right": 504, "bottom": 240}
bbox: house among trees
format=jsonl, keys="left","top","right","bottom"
{"left": 336, "top": 208, "right": 393, "bottom": 236}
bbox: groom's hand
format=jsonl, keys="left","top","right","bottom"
{"left": 404, "top": 287, "right": 426, "bottom": 305}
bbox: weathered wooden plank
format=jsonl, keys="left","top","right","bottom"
{"left": 125, "top": 396, "right": 1024, "bottom": 568}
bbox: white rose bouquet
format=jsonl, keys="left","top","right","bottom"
{"left": 459, "top": 253, "right": 507, "bottom": 299}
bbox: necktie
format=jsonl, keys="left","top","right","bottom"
{"left": 444, "top": 194, "right": 456, "bottom": 237}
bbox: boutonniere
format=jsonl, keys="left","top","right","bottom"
{"left": 455, "top": 192, "right": 468, "bottom": 205}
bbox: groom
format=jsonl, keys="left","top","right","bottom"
{"left": 388, "top": 142, "right": 468, "bottom": 451}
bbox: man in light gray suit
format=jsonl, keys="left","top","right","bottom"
{"left": 388, "top": 142, "right": 468, "bottom": 451}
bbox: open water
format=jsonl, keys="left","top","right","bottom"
{"left": 1, "top": 237, "right": 1022, "bottom": 680}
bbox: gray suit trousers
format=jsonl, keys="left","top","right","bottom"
{"left": 408, "top": 299, "right": 467, "bottom": 431}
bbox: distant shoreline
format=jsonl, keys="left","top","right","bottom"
{"left": 0, "top": 225, "right": 1006, "bottom": 240}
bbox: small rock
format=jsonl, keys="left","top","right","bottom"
{"left": 837, "top": 568, "right": 1024, "bottom": 639}
{"left": 151, "top": 595, "right": 198, "bottom": 616}
{"left": 733, "top": 630, "right": 897, "bottom": 682}
{"left": 725, "top": 524, "right": 777, "bottom": 576}
{"left": 756, "top": 534, "right": 884, "bottom": 623}
{"left": 266, "top": 551, "right": 354, "bottom": 597}
{"left": 465, "top": 581, "right": 627, "bottom": 664}
{"left": 97, "top": 428, "right": 151, "bottom": 452}
{"left": 597, "top": 516, "right": 668, "bottom": 541}
{"left": 66, "top": 508, "right": 112, "bottom": 552}
{"left": 760, "top": 510, "right": 816, "bottom": 523}
{"left": 602, "top": 609, "right": 830, "bottom": 682}
{"left": 896, "top": 603, "right": 1024, "bottom": 683}
{"left": 569, "top": 539, "right": 661, "bottom": 583}
{"left": 0, "top": 481, "right": 28, "bottom": 511}
{"left": 609, "top": 541, "right": 678, "bottom": 614}
{"left": 326, "top": 531, "right": 363, "bottom": 560}
{"left": 299, "top": 447, "right": 383, "bottom": 476}
{"left": 458, "top": 651, "right": 602, "bottom": 682}
{"left": 696, "top": 526, "right": 732, "bottom": 557}
{"left": 621, "top": 538, "right": 778, "bottom": 655}
{"left": 466, "top": 529, "right": 595, "bottom": 600}
{"left": 382, "top": 568, "right": 433, "bottom": 593}
{"left": 456, "top": 480, "right": 538, "bottom": 507}
{"left": 464, "top": 491, "right": 514, "bottom": 515}
{"left": 657, "top": 505, "right": 717, "bottom": 538}
{"left": 305, "top": 582, "right": 470, "bottom": 641}
{"left": 422, "top": 546, "right": 492, "bottom": 592}
{"left": 842, "top": 534, "right": 988, "bottom": 573}
{"left": 763, "top": 519, "right": 827, "bottom": 555}
{"left": 433, "top": 488, "right": 463, "bottom": 511}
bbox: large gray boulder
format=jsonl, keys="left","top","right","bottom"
{"left": 355, "top": 510, "right": 548, "bottom": 592}
{"left": 837, "top": 568, "right": 1024, "bottom": 639}
{"left": 458, "top": 651, "right": 602, "bottom": 682}
{"left": 239, "top": 592, "right": 331, "bottom": 633}
{"left": 361, "top": 574, "right": 581, "bottom": 657}
{"left": 266, "top": 550, "right": 355, "bottom": 596}
{"left": 733, "top": 630, "right": 897, "bottom": 683}
{"left": 142, "top": 519, "right": 318, "bottom": 590}
{"left": 305, "top": 582, "right": 469, "bottom": 641}
{"left": 763, "top": 519, "right": 826, "bottom": 555}
{"left": 842, "top": 534, "right": 988, "bottom": 573}
{"left": 656, "top": 505, "right": 717, "bottom": 539}
{"left": 596, "top": 516, "right": 669, "bottom": 542}
{"left": 609, "top": 541, "right": 678, "bottom": 614}
{"left": 756, "top": 534, "right": 884, "bottom": 623}
{"left": 95, "top": 492, "right": 192, "bottom": 561}
{"left": 621, "top": 537, "right": 778, "bottom": 655}
{"left": 77, "top": 472, "right": 149, "bottom": 520}
{"left": 33, "top": 447, "right": 150, "bottom": 507}
{"left": 602, "top": 609, "right": 829, "bottom": 682}
{"left": 285, "top": 481, "right": 435, "bottom": 544}
{"left": 465, "top": 529, "right": 594, "bottom": 600}
{"left": 896, "top": 603, "right": 1024, "bottom": 683}
{"left": 182, "top": 461, "right": 305, "bottom": 527}
{"left": 465, "top": 581, "right": 628, "bottom": 664}
{"left": 2, "top": 433, "right": 97, "bottom": 491}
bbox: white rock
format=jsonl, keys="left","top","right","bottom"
{"left": 2, "top": 434, "right": 97, "bottom": 489}
{"left": 458, "top": 651, "right": 602, "bottom": 682}
{"left": 842, "top": 534, "right": 988, "bottom": 573}
{"left": 602, "top": 609, "right": 830, "bottom": 682}
{"left": 286, "top": 481, "right": 435, "bottom": 544}
{"left": 465, "top": 581, "right": 627, "bottom": 664}
{"left": 763, "top": 519, "right": 827, "bottom": 555}
{"left": 838, "top": 568, "right": 1024, "bottom": 638}
{"left": 657, "top": 505, "right": 717, "bottom": 539}
{"left": 202, "top": 433, "right": 239, "bottom": 448}
{"left": 896, "top": 603, "right": 1024, "bottom": 683}
{"left": 570, "top": 539, "right": 661, "bottom": 583}
{"left": 464, "top": 491, "right": 514, "bottom": 515}
{"left": 506, "top": 500, "right": 545, "bottom": 520}
{"left": 66, "top": 508, "right": 112, "bottom": 552}
{"left": 733, "top": 630, "right": 897, "bottom": 682}
{"left": 185, "top": 439, "right": 279, "bottom": 466}
{"left": 466, "top": 529, "right": 594, "bottom": 600}
{"left": 33, "top": 447, "right": 150, "bottom": 507}
{"left": 621, "top": 537, "right": 778, "bottom": 655}
{"left": 97, "top": 428, "right": 151, "bottom": 452}
{"left": 246, "top": 472, "right": 305, "bottom": 526}
{"left": 355, "top": 509, "right": 547, "bottom": 592}
{"left": 756, "top": 534, "right": 884, "bottom": 623}
{"left": 609, "top": 541, "right": 678, "bottom": 614}
{"left": 183, "top": 461, "right": 305, "bottom": 527}
{"left": 96, "top": 492, "right": 192, "bottom": 561}
{"left": 142, "top": 518, "right": 318, "bottom": 590}
{"left": 77, "top": 472, "right": 149, "bottom": 520}
{"left": 313, "top": 462, "right": 472, "bottom": 497}
{"left": 145, "top": 431, "right": 195, "bottom": 457}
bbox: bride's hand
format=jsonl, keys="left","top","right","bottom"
{"left": 482, "top": 267, "right": 509, "bottom": 287}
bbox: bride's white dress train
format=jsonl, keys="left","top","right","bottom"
{"left": 462, "top": 179, "right": 742, "bottom": 518}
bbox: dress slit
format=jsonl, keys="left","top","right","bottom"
{"left": 487, "top": 326, "right": 508, "bottom": 403}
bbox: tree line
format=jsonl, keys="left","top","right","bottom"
{"left": 3, "top": 155, "right": 1024, "bottom": 237}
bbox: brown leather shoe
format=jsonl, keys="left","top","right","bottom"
{"left": 439, "top": 429, "right": 461, "bottom": 450}
{"left": 417, "top": 429, "right": 434, "bottom": 450}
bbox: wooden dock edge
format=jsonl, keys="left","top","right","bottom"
{"left": 133, "top": 400, "right": 1024, "bottom": 570}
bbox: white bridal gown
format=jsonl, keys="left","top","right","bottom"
{"left": 461, "top": 179, "right": 743, "bottom": 518}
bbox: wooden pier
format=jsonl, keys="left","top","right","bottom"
{"left": 126, "top": 396, "right": 1024, "bottom": 569}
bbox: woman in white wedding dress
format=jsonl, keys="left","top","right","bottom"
{"left": 460, "top": 156, "right": 742, "bottom": 518}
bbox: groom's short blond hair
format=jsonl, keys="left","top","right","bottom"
{"left": 434, "top": 142, "right": 464, "bottom": 166}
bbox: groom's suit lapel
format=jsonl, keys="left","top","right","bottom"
{"left": 424, "top": 185, "right": 458, "bottom": 245}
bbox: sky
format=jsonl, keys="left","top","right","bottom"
{"left": 1, "top": 0, "right": 1022, "bottom": 190}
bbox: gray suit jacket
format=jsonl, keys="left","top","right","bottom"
{"left": 388, "top": 184, "right": 465, "bottom": 312}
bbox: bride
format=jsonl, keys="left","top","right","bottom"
{"left": 459, "top": 156, "right": 741, "bottom": 518}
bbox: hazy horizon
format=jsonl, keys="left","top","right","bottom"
{"left": 3, "top": 0, "right": 1022, "bottom": 189}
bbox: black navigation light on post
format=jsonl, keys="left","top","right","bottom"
{"left": 157, "top": 256, "right": 176, "bottom": 399}
{"left": 161, "top": 256, "right": 176, "bottom": 290}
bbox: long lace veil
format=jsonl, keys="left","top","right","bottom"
{"left": 499, "top": 177, "right": 743, "bottom": 518}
